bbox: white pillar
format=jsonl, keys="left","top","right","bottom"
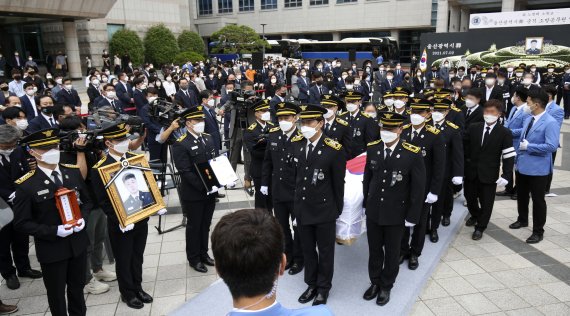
{"left": 460, "top": 8, "right": 469, "bottom": 32}
{"left": 390, "top": 30, "right": 399, "bottom": 42}
{"left": 63, "top": 20, "right": 82, "bottom": 79}
{"left": 436, "top": 0, "right": 449, "bottom": 33}
{"left": 502, "top": 0, "right": 516, "bottom": 12}
{"left": 332, "top": 32, "right": 341, "bottom": 41}
{"left": 449, "top": 5, "right": 460, "bottom": 32}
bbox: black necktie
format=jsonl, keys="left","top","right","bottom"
{"left": 482, "top": 126, "right": 490, "bottom": 146}
{"left": 466, "top": 109, "right": 472, "bottom": 117}
{"left": 509, "top": 107, "right": 518, "bottom": 120}
{"left": 49, "top": 117, "right": 55, "bottom": 127}
{"left": 385, "top": 148, "right": 392, "bottom": 161}
{"left": 111, "top": 100, "right": 116, "bottom": 111}
{"left": 52, "top": 170, "right": 63, "bottom": 187}
{"left": 307, "top": 143, "right": 313, "bottom": 160}
{"left": 325, "top": 122, "right": 330, "bottom": 133}
{"left": 524, "top": 117, "right": 535, "bottom": 139}
{"left": 412, "top": 131, "right": 418, "bottom": 141}
{"left": 436, "top": 124, "right": 441, "bottom": 130}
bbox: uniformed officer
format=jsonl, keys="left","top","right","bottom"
{"left": 509, "top": 67, "right": 525, "bottom": 94}
{"left": 320, "top": 94, "right": 352, "bottom": 158}
{"left": 430, "top": 99, "right": 464, "bottom": 233}
{"left": 171, "top": 106, "right": 218, "bottom": 274}
{"left": 399, "top": 98, "right": 445, "bottom": 270}
{"left": 292, "top": 104, "right": 346, "bottom": 306}
{"left": 562, "top": 64, "right": 570, "bottom": 119}
{"left": 339, "top": 91, "right": 379, "bottom": 157}
{"left": 432, "top": 88, "right": 465, "bottom": 130}
{"left": 91, "top": 123, "right": 158, "bottom": 309}
{"left": 362, "top": 112, "right": 426, "bottom": 306}
{"left": 390, "top": 87, "right": 410, "bottom": 119}
{"left": 244, "top": 99, "right": 274, "bottom": 211}
{"left": 261, "top": 102, "right": 304, "bottom": 275}
{"left": 13, "top": 128, "right": 91, "bottom": 316}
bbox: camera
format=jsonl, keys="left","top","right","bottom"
{"left": 147, "top": 98, "right": 185, "bottom": 128}
{"left": 229, "top": 89, "right": 259, "bottom": 129}
{"left": 58, "top": 129, "right": 106, "bottom": 152}
{"left": 85, "top": 108, "right": 146, "bottom": 137}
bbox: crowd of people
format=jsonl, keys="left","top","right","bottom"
{"left": 0, "top": 48, "right": 565, "bottom": 315}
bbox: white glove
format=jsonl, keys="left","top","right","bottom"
{"left": 496, "top": 177, "right": 509, "bottom": 187}
{"left": 452, "top": 177, "right": 463, "bottom": 185}
{"left": 425, "top": 192, "right": 438, "bottom": 204}
{"left": 405, "top": 220, "right": 415, "bottom": 227}
{"left": 292, "top": 219, "right": 297, "bottom": 227}
{"left": 57, "top": 224, "right": 74, "bottom": 238}
{"left": 119, "top": 223, "right": 134, "bottom": 233}
{"left": 207, "top": 186, "right": 219, "bottom": 195}
{"left": 260, "top": 186, "right": 269, "bottom": 195}
{"left": 519, "top": 139, "right": 529, "bottom": 151}
{"left": 7, "top": 191, "right": 15, "bottom": 204}
{"left": 73, "top": 218, "right": 85, "bottom": 233}
{"left": 157, "top": 208, "right": 167, "bottom": 215}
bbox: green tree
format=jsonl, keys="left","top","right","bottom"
{"left": 210, "top": 25, "right": 268, "bottom": 54}
{"left": 109, "top": 29, "right": 144, "bottom": 66}
{"left": 178, "top": 30, "right": 206, "bottom": 55}
{"left": 143, "top": 24, "right": 179, "bottom": 65}
{"left": 173, "top": 51, "right": 205, "bottom": 65}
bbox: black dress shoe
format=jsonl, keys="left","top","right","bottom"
{"left": 376, "top": 289, "right": 391, "bottom": 306}
{"left": 399, "top": 254, "right": 406, "bottom": 265}
{"left": 495, "top": 190, "right": 513, "bottom": 196}
{"left": 216, "top": 193, "right": 226, "bottom": 198}
{"left": 298, "top": 286, "right": 318, "bottom": 304}
{"left": 526, "top": 233, "right": 543, "bottom": 244}
{"left": 18, "top": 269, "right": 42, "bottom": 279}
{"left": 408, "top": 254, "right": 419, "bottom": 270}
{"left": 509, "top": 221, "right": 528, "bottom": 229}
{"left": 430, "top": 229, "right": 439, "bottom": 243}
{"left": 5, "top": 274, "right": 20, "bottom": 290}
{"left": 510, "top": 193, "right": 518, "bottom": 200}
{"left": 288, "top": 263, "right": 304, "bottom": 275}
{"left": 121, "top": 295, "right": 144, "bottom": 309}
{"left": 363, "top": 284, "right": 380, "bottom": 301}
{"left": 135, "top": 290, "right": 153, "bottom": 303}
{"left": 472, "top": 230, "right": 483, "bottom": 241}
{"left": 442, "top": 217, "right": 450, "bottom": 226}
{"left": 190, "top": 262, "right": 208, "bottom": 273}
{"left": 202, "top": 256, "right": 215, "bottom": 266}
{"left": 285, "top": 260, "right": 293, "bottom": 270}
{"left": 312, "top": 291, "right": 329, "bottom": 306}
{"left": 465, "top": 216, "right": 477, "bottom": 227}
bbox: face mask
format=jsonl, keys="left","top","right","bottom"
{"left": 444, "top": 63, "right": 449, "bottom": 68}
{"left": 38, "top": 148, "right": 60, "bottom": 165}
{"left": 465, "top": 99, "right": 477, "bottom": 108}
{"left": 410, "top": 113, "right": 425, "bottom": 125}
{"left": 207, "top": 99, "right": 215, "bottom": 107}
{"left": 54, "top": 78, "right": 62, "bottom": 84}
{"left": 155, "top": 81, "right": 161, "bottom": 87}
{"left": 379, "top": 68, "right": 385, "bottom": 72}
{"left": 345, "top": 84, "right": 354, "bottom": 90}
{"left": 485, "top": 78, "right": 495, "bottom": 86}
{"left": 507, "top": 68, "right": 514, "bottom": 72}
{"left": 481, "top": 74, "right": 487, "bottom": 78}
{"left": 384, "top": 98, "right": 394, "bottom": 106}
{"left": 0, "top": 148, "right": 14, "bottom": 156}
{"left": 341, "top": 75, "right": 348, "bottom": 80}
{"left": 41, "top": 107, "right": 53, "bottom": 115}
{"left": 226, "top": 89, "right": 233, "bottom": 93}
{"left": 166, "top": 77, "right": 172, "bottom": 82}
{"left": 64, "top": 84, "right": 72, "bottom": 90}
{"left": 417, "top": 72, "right": 422, "bottom": 77}
{"left": 497, "top": 79, "right": 505, "bottom": 85}
{"left": 548, "top": 68, "right": 554, "bottom": 73}
{"left": 483, "top": 114, "right": 498, "bottom": 124}
{"left": 300, "top": 72, "right": 306, "bottom": 77}
{"left": 261, "top": 111, "right": 271, "bottom": 121}
{"left": 106, "top": 91, "right": 116, "bottom": 99}
{"left": 92, "top": 79, "right": 100, "bottom": 86}
{"left": 46, "top": 75, "right": 52, "bottom": 79}
{"left": 380, "top": 130, "right": 398, "bottom": 143}
{"left": 279, "top": 120, "right": 293, "bottom": 132}
{"left": 431, "top": 111, "right": 445, "bottom": 122}
{"left": 393, "top": 100, "right": 406, "bottom": 109}
{"left": 516, "top": 73, "right": 523, "bottom": 77}
{"left": 301, "top": 125, "right": 318, "bottom": 139}
{"left": 271, "top": 78, "right": 277, "bottom": 84}
{"left": 323, "top": 108, "right": 335, "bottom": 119}
{"left": 366, "top": 112, "right": 377, "bottom": 119}
{"left": 530, "top": 68, "right": 536, "bottom": 72}
{"left": 112, "top": 139, "right": 130, "bottom": 154}
{"left": 386, "top": 76, "right": 393, "bottom": 80}
{"left": 449, "top": 74, "right": 455, "bottom": 78}
{"left": 346, "top": 103, "right": 358, "bottom": 112}
{"left": 148, "top": 96, "right": 158, "bottom": 103}
{"left": 354, "top": 80, "right": 360, "bottom": 85}
{"left": 523, "top": 78, "right": 532, "bottom": 85}
{"left": 523, "top": 105, "right": 532, "bottom": 114}
{"left": 458, "top": 71, "right": 464, "bottom": 76}
{"left": 26, "top": 89, "right": 35, "bottom": 96}
{"left": 13, "top": 103, "right": 21, "bottom": 108}
{"left": 192, "top": 121, "right": 205, "bottom": 134}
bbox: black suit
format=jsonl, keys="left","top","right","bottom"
{"left": 244, "top": 121, "right": 273, "bottom": 210}
{"left": 463, "top": 122, "right": 514, "bottom": 231}
{"left": 323, "top": 117, "right": 353, "bottom": 158}
{"left": 87, "top": 84, "right": 101, "bottom": 107}
{"left": 175, "top": 89, "right": 198, "bottom": 108}
{"left": 13, "top": 164, "right": 91, "bottom": 316}
{"left": 56, "top": 88, "right": 82, "bottom": 108}
{"left": 20, "top": 95, "right": 38, "bottom": 120}
{"left": 481, "top": 86, "right": 504, "bottom": 103}
{"left": 133, "top": 89, "right": 146, "bottom": 114}
{"left": 462, "top": 105, "right": 484, "bottom": 129}
{"left": 96, "top": 97, "right": 125, "bottom": 114}
{"left": 27, "top": 114, "right": 58, "bottom": 134}
{"left": 339, "top": 111, "right": 379, "bottom": 157}
{"left": 363, "top": 140, "right": 425, "bottom": 290}
{"left": 291, "top": 135, "right": 346, "bottom": 293}
{"left": 114, "top": 81, "right": 133, "bottom": 106}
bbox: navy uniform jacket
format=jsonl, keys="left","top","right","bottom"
{"left": 308, "top": 85, "right": 331, "bottom": 105}
{"left": 13, "top": 164, "right": 91, "bottom": 264}
{"left": 0, "top": 146, "right": 30, "bottom": 201}
{"left": 339, "top": 111, "right": 379, "bottom": 157}
{"left": 261, "top": 127, "right": 301, "bottom": 203}
{"left": 123, "top": 191, "right": 154, "bottom": 214}
{"left": 203, "top": 106, "right": 221, "bottom": 154}
{"left": 115, "top": 82, "right": 133, "bottom": 106}
{"left": 56, "top": 88, "right": 82, "bottom": 108}
{"left": 432, "top": 120, "right": 464, "bottom": 182}
{"left": 244, "top": 121, "right": 273, "bottom": 179}
{"left": 297, "top": 76, "right": 310, "bottom": 101}
{"left": 171, "top": 132, "right": 217, "bottom": 202}
{"left": 20, "top": 95, "right": 38, "bottom": 120}
{"left": 363, "top": 140, "right": 426, "bottom": 226}
{"left": 27, "top": 114, "right": 57, "bottom": 134}
{"left": 462, "top": 105, "right": 484, "bottom": 129}
{"left": 291, "top": 136, "right": 346, "bottom": 225}
{"left": 323, "top": 116, "right": 353, "bottom": 158}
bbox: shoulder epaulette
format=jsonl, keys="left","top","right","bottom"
{"left": 451, "top": 105, "right": 462, "bottom": 112}
{"left": 335, "top": 117, "right": 348, "bottom": 126}
{"left": 247, "top": 123, "right": 257, "bottom": 131}
{"left": 426, "top": 125, "right": 441, "bottom": 135}
{"left": 267, "top": 121, "right": 275, "bottom": 126}
{"left": 60, "top": 163, "right": 79, "bottom": 169}
{"left": 176, "top": 133, "right": 187, "bottom": 142}
{"left": 406, "top": 109, "right": 412, "bottom": 114}
{"left": 402, "top": 142, "right": 421, "bottom": 154}
{"left": 202, "top": 133, "right": 210, "bottom": 136}
{"left": 446, "top": 121, "right": 459, "bottom": 129}
{"left": 339, "top": 111, "right": 348, "bottom": 117}
{"left": 93, "top": 156, "right": 107, "bottom": 168}
{"left": 269, "top": 126, "right": 281, "bottom": 133}
{"left": 324, "top": 138, "right": 342, "bottom": 150}
{"left": 291, "top": 135, "right": 304, "bottom": 142}
{"left": 15, "top": 170, "right": 34, "bottom": 184}
{"left": 402, "top": 123, "right": 412, "bottom": 129}
{"left": 361, "top": 111, "right": 371, "bottom": 118}
{"left": 367, "top": 139, "right": 382, "bottom": 147}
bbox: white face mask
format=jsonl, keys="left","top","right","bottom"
{"left": 261, "top": 111, "right": 271, "bottom": 121}
{"left": 483, "top": 114, "right": 498, "bottom": 124}
{"left": 393, "top": 100, "right": 406, "bottom": 109}
{"left": 523, "top": 78, "right": 533, "bottom": 85}
{"left": 523, "top": 105, "right": 532, "bottom": 114}
{"left": 92, "top": 79, "right": 100, "bottom": 86}
{"left": 106, "top": 91, "right": 116, "bottom": 99}
{"left": 207, "top": 99, "right": 215, "bottom": 107}
{"left": 112, "top": 139, "right": 130, "bottom": 154}
{"left": 410, "top": 113, "right": 426, "bottom": 125}
{"left": 0, "top": 148, "right": 14, "bottom": 156}
{"left": 345, "top": 84, "right": 354, "bottom": 90}
{"left": 25, "top": 89, "right": 35, "bottom": 96}
{"left": 380, "top": 130, "right": 398, "bottom": 143}
{"left": 279, "top": 120, "right": 294, "bottom": 132}
{"left": 485, "top": 79, "right": 495, "bottom": 86}
{"left": 192, "top": 121, "right": 205, "bottom": 134}
{"left": 354, "top": 80, "right": 360, "bottom": 85}
{"left": 346, "top": 103, "right": 358, "bottom": 112}
{"left": 323, "top": 109, "right": 335, "bottom": 119}
{"left": 516, "top": 73, "right": 523, "bottom": 77}
{"left": 148, "top": 96, "right": 158, "bottom": 104}
{"left": 271, "top": 78, "right": 277, "bottom": 84}
{"left": 38, "top": 148, "right": 60, "bottom": 165}
{"left": 431, "top": 111, "right": 445, "bottom": 123}
{"left": 64, "top": 84, "right": 72, "bottom": 90}
{"left": 15, "top": 119, "right": 29, "bottom": 130}
{"left": 301, "top": 125, "right": 318, "bottom": 139}
{"left": 55, "top": 78, "right": 62, "bottom": 85}
{"left": 507, "top": 68, "right": 514, "bottom": 72}
{"left": 386, "top": 76, "right": 393, "bottom": 80}
{"left": 465, "top": 99, "right": 477, "bottom": 108}
{"left": 384, "top": 98, "right": 394, "bottom": 107}
{"left": 511, "top": 96, "right": 517, "bottom": 104}
{"left": 548, "top": 68, "right": 554, "bottom": 73}
{"left": 366, "top": 112, "right": 377, "bottom": 119}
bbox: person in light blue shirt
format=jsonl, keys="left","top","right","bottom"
{"left": 8, "top": 70, "right": 24, "bottom": 97}
{"left": 212, "top": 209, "right": 334, "bottom": 316}
{"left": 542, "top": 85, "right": 564, "bottom": 195}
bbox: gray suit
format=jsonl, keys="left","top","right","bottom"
{"left": 373, "top": 71, "right": 387, "bottom": 103}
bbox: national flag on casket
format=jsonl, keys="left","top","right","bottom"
{"left": 336, "top": 153, "right": 367, "bottom": 245}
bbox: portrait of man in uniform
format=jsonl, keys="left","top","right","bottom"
{"left": 525, "top": 37, "right": 542, "bottom": 55}
{"left": 119, "top": 172, "right": 155, "bottom": 215}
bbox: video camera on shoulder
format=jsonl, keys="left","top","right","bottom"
{"left": 147, "top": 98, "right": 185, "bottom": 128}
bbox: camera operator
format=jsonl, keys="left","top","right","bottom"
{"left": 58, "top": 116, "right": 117, "bottom": 295}
{"left": 140, "top": 87, "right": 167, "bottom": 162}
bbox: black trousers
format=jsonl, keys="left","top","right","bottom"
{"left": 564, "top": 91, "right": 570, "bottom": 117}
{"left": 147, "top": 135, "right": 168, "bottom": 163}
{"left": 464, "top": 177, "right": 497, "bottom": 232}
{"left": 433, "top": 176, "right": 453, "bottom": 229}
{"left": 273, "top": 201, "right": 303, "bottom": 264}
{"left": 253, "top": 176, "right": 272, "bottom": 211}
{"left": 367, "top": 219, "right": 404, "bottom": 291}
{"left": 108, "top": 220, "right": 147, "bottom": 298}
{"left": 516, "top": 172, "right": 548, "bottom": 235}
{"left": 0, "top": 222, "right": 31, "bottom": 278}
{"left": 40, "top": 250, "right": 87, "bottom": 316}
{"left": 183, "top": 198, "right": 216, "bottom": 265}
{"left": 298, "top": 221, "right": 335, "bottom": 292}
{"left": 401, "top": 202, "right": 430, "bottom": 257}
{"left": 545, "top": 151, "right": 557, "bottom": 193}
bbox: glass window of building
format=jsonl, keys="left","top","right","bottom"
{"left": 310, "top": 0, "right": 328, "bottom": 5}
{"left": 218, "top": 0, "right": 233, "bottom": 13}
{"left": 337, "top": 0, "right": 357, "bottom": 3}
{"left": 198, "top": 0, "right": 213, "bottom": 15}
{"left": 285, "top": 0, "right": 303, "bottom": 8}
{"left": 239, "top": 0, "right": 254, "bottom": 11}
{"left": 261, "top": 0, "right": 278, "bottom": 10}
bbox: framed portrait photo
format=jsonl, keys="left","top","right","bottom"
{"left": 97, "top": 155, "right": 165, "bottom": 227}
{"left": 525, "top": 37, "right": 543, "bottom": 55}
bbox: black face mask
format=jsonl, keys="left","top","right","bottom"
{"left": 0, "top": 86, "right": 8, "bottom": 91}
{"left": 279, "top": 92, "right": 286, "bottom": 97}
{"left": 13, "top": 75, "right": 21, "bottom": 81}
{"left": 470, "top": 70, "right": 477, "bottom": 75}
{"left": 41, "top": 107, "right": 53, "bottom": 115}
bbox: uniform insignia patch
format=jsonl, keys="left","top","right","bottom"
{"left": 248, "top": 123, "right": 257, "bottom": 131}
{"left": 269, "top": 127, "right": 281, "bottom": 133}
{"left": 446, "top": 121, "right": 459, "bottom": 129}
{"left": 324, "top": 138, "right": 342, "bottom": 150}
{"left": 15, "top": 170, "right": 35, "bottom": 184}
{"left": 367, "top": 139, "right": 381, "bottom": 147}
{"left": 93, "top": 156, "right": 108, "bottom": 168}
{"left": 402, "top": 142, "right": 421, "bottom": 153}
{"left": 291, "top": 135, "right": 304, "bottom": 142}
{"left": 426, "top": 125, "right": 441, "bottom": 134}
{"left": 335, "top": 118, "right": 348, "bottom": 126}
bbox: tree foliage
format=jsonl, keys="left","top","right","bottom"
{"left": 178, "top": 30, "right": 206, "bottom": 55}
{"left": 210, "top": 25, "right": 269, "bottom": 54}
{"left": 109, "top": 29, "right": 144, "bottom": 66}
{"left": 143, "top": 24, "right": 179, "bottom": 65}
{"left": 173, "top": 51, "right": 205, "bottom": 65}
